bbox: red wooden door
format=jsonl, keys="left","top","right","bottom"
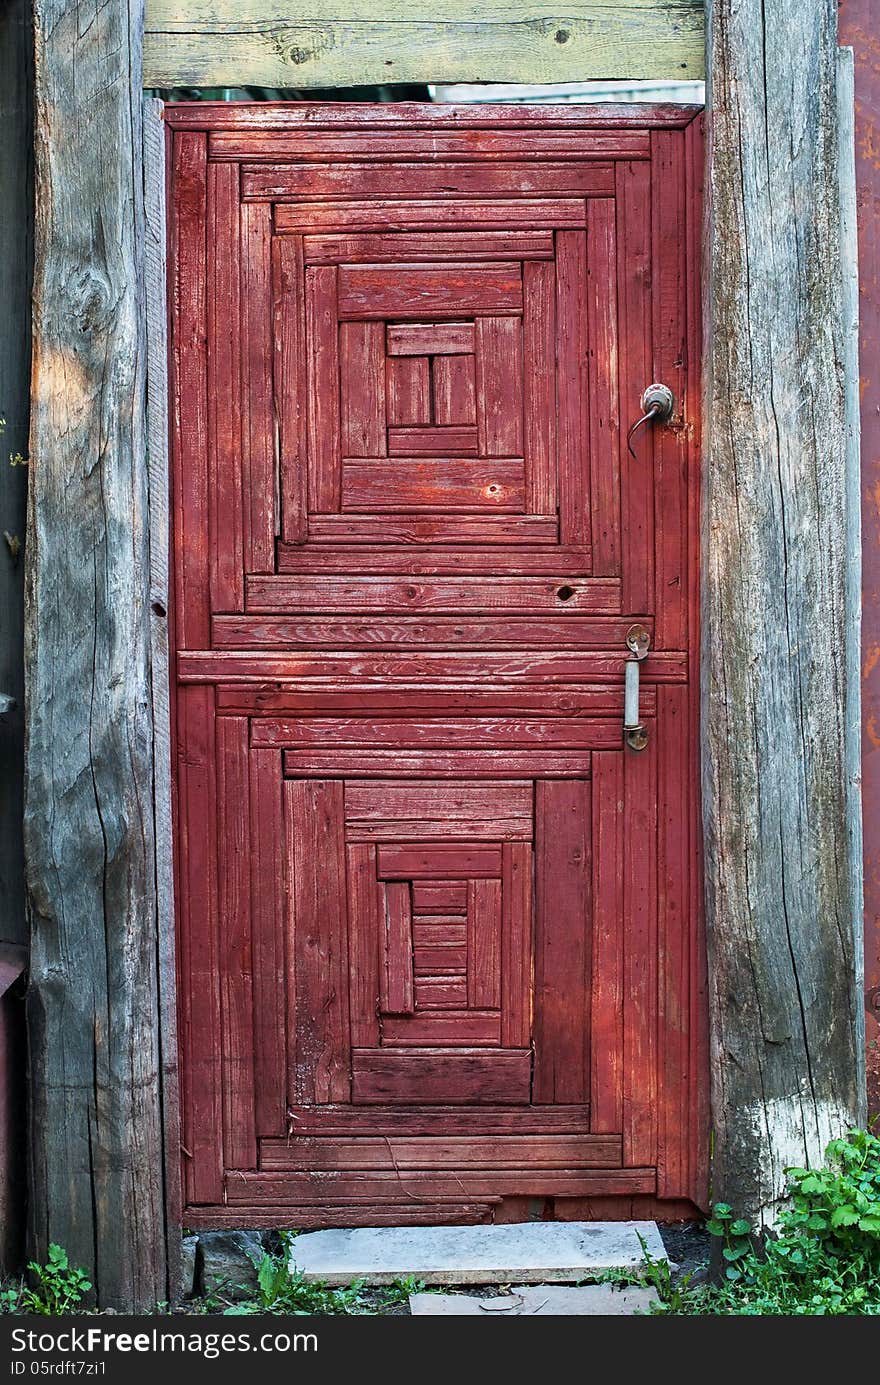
{"left": 168, "top": 103, "right": 705, "bottom": 1228}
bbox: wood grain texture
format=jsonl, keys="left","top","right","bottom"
{"left": 305, "top": 265, "right": 340, "bottom": 512}
{"left": 307, "top": 231, "right": 553, "bottom": 266}
{"left": 240, "top": 200, "right": 276, "bottom": 569}
{"left": 555, "top": 230, "right": 589, "bottom": 543}
{"left": 274, "top": 234, "right": 308, "bottom": 543}
{"left": 246, "top": 574, "right": 619, "bottom": 613}
{"left": 260, "top": 1134, "right": 621, "bottom": 1171}
{"left": 242, "top": 162, "right": 614, "bottom": 202}
{"left": 286, "top": 780, "right": 351, "bottom": 1105}
{"left": 0, "top": 0, "right": 30, "bottom": 957}
{"left": 207, "top": 161, "right": 243, "bottom": 612}
{"left": 704, "top": 0, "right": 864, "bottom": 1220}
{"left": 276, "top": 1104, "right": 589, "bottom": 1136}
{"left": 26, "top": 0, "right": 167, "bottom": 1308}
{"left": 216, "top": 719, "right": 256, "bottom": 1171}
{"left": 533, "top": 780, "right": 591, "bottom": 1104}
{"left": 225, "top": 1166, "right": 654, "bottom": 1202}
{"left": 838, "top": 5, "right": 880, "bottom": 1121}
{"left": 144, "top": 1, "right": 705, "bottom": 88}
{"left": 143, "top": 97, "right": 183, "bottom": 1299}
{"left": 590, "top": 752, "right": 625, "bottom": 1134}
{"left": 276, "top": 198, "right": 586, "bottom": 234}
{"left": 351, "top": 1048, "right": 531, "bottom": 1104}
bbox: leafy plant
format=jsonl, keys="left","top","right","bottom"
{"left": 0, "top": 1245, "right": 92, "bottom": 1315}
{"left": 221, "top": 1232, "right": 373, "bottom": 1316}
{"left": 647, "top": 1129, "right": 880, "bottom": 1315}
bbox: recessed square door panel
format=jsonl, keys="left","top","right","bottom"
{"left": 169, "top": 104, "right": 705, "bottom": 1226}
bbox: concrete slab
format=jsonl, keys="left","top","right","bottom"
{"left": 288, "top": 1220, "right": 666, "bottom": 1286}
{"left": 409, "top": 1284, "right": 657, "bottom": 1315}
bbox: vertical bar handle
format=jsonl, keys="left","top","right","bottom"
{"left": 624, "top": 624, "right": 650, "bottom": 751}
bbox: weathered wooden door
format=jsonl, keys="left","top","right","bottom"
{"left": 168, "top": 103, "right": 705, "bottom": 1228}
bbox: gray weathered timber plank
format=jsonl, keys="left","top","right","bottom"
{"left": 143, "top": 96, "right": 182, "bottom": 1307}
{"left": 838, "top": 47, "right": 866, "bottom": 1111}
{"left": 0, "top": 0, "right": 32, "bottom": 950}
{"left": 26, "top": 0, "right": 167, "bottom": 1309}
{"left": 143, "top": 0, "right": 705, "bottom": 88}
{"left": 703, "top": 0, "right": 865, "bottom": 1223}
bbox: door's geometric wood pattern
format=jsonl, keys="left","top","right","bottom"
{"left": 168, "top": 103, "right": 706, "bottom": 1228}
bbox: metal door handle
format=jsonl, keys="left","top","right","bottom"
{"left": 626, "top": 383, "right": 674, "bottom": 457}
{"left": 624, "top": 625, "right": 650, "bottom": 751}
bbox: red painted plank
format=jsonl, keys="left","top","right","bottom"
{"left": 338, "top": 264, "right": 523, "bottom": 318}
{"left": 286, "top": 780, "right": 351, "bottom": 1105}
{"left": 617, "top": 160, "right": 654, "bottom": 613}
{"left": 260, "top": 1134, "right": 621, "bottom": 1171}
{"left": 274, "top": 234, "right": 308, "bottom": 543}
{"left": 346, "top": 780, "right": 532, "bottom": 822}
{"left": 276, "top": 199, "right": 587, "bottom": 234}
{"left": 590, "top": 752, "right": 625, "bottom": 1135}
{"left": 249, "top": 747, "right": 288, "bottom": 1137}
{"left": 224, "top": 1167, "right": 653, "bottom": 1202}
{"left": 256, "top": 716, "right": 619, "bottom": 750}
{"left": 346, "top": 844, "right": 381, "bottom": 1047}
{"left": 210, "top": 125, "right": 654, "bottom": 161}
{"left": 378, "top": 843, "right": 503, "bottom": 879}
{"left": 556, "top": 229, "right": 590, "bottom": 545}
{"left": 275, "top": 543, "right": 593, "bottom": 576}
{"left": 414, "top": 947, "right": 467, "bottom": 974}
{"left": 341, "top": 459, "right": 525, "bottom": 512}
{"left": 386, "top": 356, "right": 431, "bottom": 427}
{"left": 213, "top": 613, "right": 642, "bottom": 649}
{"left": 533, "top": 780, "right": 591, "bottom": 1104}
{"left": 622, "top": 733, "right": 659, "bottom": 1168}
{"left": 501, "top": 842, "right": 532, "bottom": 1048}
{"left": 177, "top": 103, "right": 683, "bottom": 134}
{"left": 188, "top": 1202, "right": 498, "bottom": 1228}
{"left": 380, "top": 882, "right": 415, "bottom": 1016}
{"left": 246, "top": 573, "right": 619, "bottom": 614}
{"left": 412, "top": 883, "right": 468, "bottom": 914}
{"left": 220, "top": 686, "right": 651, "bottom": 721}
{"left": 280, "top": 1103, "right": 589, "bottom": 1136}
{"left": 207, "top": 161, "right": 244, "bottom": 613}
{"left": 375, "top": 1010, "right": 497, "bottom": 1043}
{"left": 304, "top": 513, "right": 558, "bottom": 544}
{"left": 282, "top": 750, "right": 595, "bottom": 779}
{"left": 468, "top": 879, "right": 502, "bottom": 1009}
{"left": 656, "top": 683, "right": 691, "bottom": 1198}
{"left": 175, "top": 684, "right": 222, "bottom": 1203}
{"left": 340, "top": 321, "right": 387, "bottom": 457}
{"left": 388, "top": 426, "right": 478, "bottom": 457}
{"left": 171, "top": 131, "right": 209, "bottom": 649}
{"left": 387, "top": 322, "right": 475, "bottom": 356}
{"left": 433, "top": 356, "right": 477, "bottom": 428}
{"left": 240, "top": 200, "right": 276, "bottom": 570}
{"left": 475, "top": 317, "right": 524, "bottom": 457}
{"left": 587, "top": 199, "right": 621, "bottom": 576}
{"left": 351, "top": 1048, "right": 531, "bottom": 1104}
{"left": 242, "top": 161, "right": 615, "bottom": 201}
{"left": 413, "top": 921, "right": 467, "bottom": 948}
{"left": 651, "top": 130, "right": 688, "bottom": 647}
{"left": 216, "top": 718, "right": 256, "bottom": 1170}
{"left": 305, "top": 231, "right": 555, "bottom": 264}
{"left": 305, "top": 265, "right": 341, "bottom": 512}
{"left": 414, "top": 977, "right": 469, "bottom": 1009}
{"left": 523, "top": 259, "right": 557, "bottom": 515}
{"left": 186, "top": 649, "right": 686, "bottom": 685}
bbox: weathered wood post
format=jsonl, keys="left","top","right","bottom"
{"left": 703, "top": 0, "right": 865, "bottom": 1222}
{"left": 26, "top": 0, "right": 168, "bottom": 1306}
